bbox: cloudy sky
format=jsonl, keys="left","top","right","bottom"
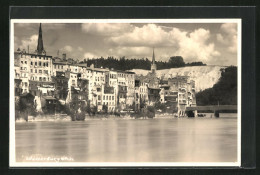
{"left": 14, "top": 22, "right": 238, "bottom": 66}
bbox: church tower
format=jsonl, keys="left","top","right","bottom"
{"left": 151, "top": 48, "right": 157, "bottom": 73}
{"left": 36, "top": 23, "right": 46, "bottom": 55}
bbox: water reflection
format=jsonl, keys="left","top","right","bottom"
{"left": 15, "top": 116, "right": 237, "bottom": 162}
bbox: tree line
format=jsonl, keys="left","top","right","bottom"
{"left": 80, "top": 56, "right": 206, "bottom": 71}
{"left": 196, "top": 66, "right": 237, "bottom": 106}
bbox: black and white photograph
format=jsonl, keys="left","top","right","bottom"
{"left": 9, "top": 19, "right": 241, "bottom": 167}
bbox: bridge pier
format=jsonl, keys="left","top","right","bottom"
{"left": 194, "top": 110, "right": 198, "bottom": 117}
{"left": 214, "top": 110, "right": 219, "bottom": 117}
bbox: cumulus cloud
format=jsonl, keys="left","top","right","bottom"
{"left": 63, "top": 45, "right": 73, "bottom": 52}
{"left": 106, "top": 24, "right": 220, "bottom": 62}
{"left": 108, "top": 24, "right": 175, "bottom": 47}
{"left": 18, "top": 34, "right": 38, "bottom": 52}
{"left": 217, "top": 23, "right": 237, "bottom": 53}
{"left": 81, "top": 23, "right": 133, "bottom": 36}
{"left": 173, "top": 28, "right": 220, "bottom": 62}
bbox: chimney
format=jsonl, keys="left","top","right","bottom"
{"left": 62, "top": 53, "right": 66, "bottom": 60}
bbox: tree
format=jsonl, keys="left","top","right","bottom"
{"left": 196, "top": 66, "right": 237, "bottom": 105}
{"left": 168, "top": 56, "right": 185, "bottom": 68}
{"left": 69, "top": 96, "right": 86, "bottom": 121}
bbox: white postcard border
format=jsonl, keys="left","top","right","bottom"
{"left": 9, "top": 18, "right": 242, "bottom": 167}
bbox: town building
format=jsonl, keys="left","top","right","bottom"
{"left": 103, "top": 86, "right": 116, "bottom": 112}
{"left": 125, "top": 71, "right": 135, "bottom": 108}
{"left": 14, "top": 23, "right": 53, "bottom": 95}
{"left": 52, "top": 71, "right": 69, "bottom": 102}
{"left": 13, "top": 24, "right": 197, "bottom": 116}
{"left": 168, "top": 76, "right": 197, "bottom": 116}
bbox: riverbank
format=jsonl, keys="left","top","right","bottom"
{"left": 15, "top": 112, "right": 237, "bottom": 122}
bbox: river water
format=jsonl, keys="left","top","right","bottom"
{"left": 15, "top": 115, "right": 237, "bottom": 162}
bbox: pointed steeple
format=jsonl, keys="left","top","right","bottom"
{"left": 36, "top": 23, "right": 45, "bottom": 55}
{"left": 152, "top": 47, "right": 155, "bottom": 65}
{"left": 151, "top": 47, "right": 157, "bottom": 73}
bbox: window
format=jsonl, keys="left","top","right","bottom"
{"left": 39, "top": 62, "right": 41, "bottom": 66}
{"left": 103, "top": 96, "right": 105, "bottom": 100}
{"left": 46, "top": 63, "right": 48, "bottom": 67}
{"left": 109, "top": 96, "right": 111, "bottom": 100}
{"left": 25, "top": 82, "right": 28, "bottom": 87}
{"left": 54, "top": 65, "right": 56, "bottom": 68}
{"left": 39, "top": 70, "right": 42, "bottom": 73}
{"left": 43, "top": 63, "right": 45, "bottom": 67}
{"left": 35, "top": 62, "right": 37, "bottom": 66}
{"left": 21, "top": 61, "right": 23, "bottom": 64}
{"left": 98, "top": 95, "right": 101, "bottom": 100}
{"left": 44, "top": 70, "right": 48, "bottom": 74}
{"left": 25, "top": 61, "right": 27, "bottom": 64}
{"left": 112, "top": 96, "right": 114, "bottom": 100}
{"left": 35, "top": 69, "right": 37, "bottom": 73}
{"left": 106, "top": 96, "right": 108, "bottom": 100}
{"left": 43, "top": 77, "right": 46, "bottom": 81}
{"left": 31, "top": 69, "right": 33, "bottom": 73}
{"left": 31, "top": 62, "right": 33, "bottom": 65}
{"left": 39, "top": 77, "right": 42, "bottom": 81}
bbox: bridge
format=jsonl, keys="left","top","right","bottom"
{"left": 185, "top": 105, "right": 237, "bottom": 117}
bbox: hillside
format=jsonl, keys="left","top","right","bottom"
{"left": 196, "top": 66, "right": 237, "bottom": 105}
{"left": 131, "top": 65, "right": 227, "bottom": 92}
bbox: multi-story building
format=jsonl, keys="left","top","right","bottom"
{"left": 125, "top": 71, "right": 135, "bottom": 107}
{"left": 102, "top": 86, "right": 116, "bottom": 112}
{"left": 65, "top": 71, "right": 78, "bottom": 103}
{"left": 118, "top": 85, "right": 127, "bottom": 110}
{"left": 53, "top": 61, "right": 69, "bottom": 76}
{"left": 14, "top": 23, "right": 53, "bottom": 95}
{"left": 168, "top": 76, "right": 196, "bottom": 116}
{"left": 14, "top": 65, "right": 22, "bottom": 96}
{"left": 159, "top": 85, "right": 178, "bottom": 113}
{"left": 52, "top": 71, "right": 69, "bottom": 101}
{"left": 134, "top": 78, "right": 149, "bottom": 111}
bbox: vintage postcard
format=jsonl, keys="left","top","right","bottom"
{"left": 9, "top": 19, "right": 241, "bottom": 167}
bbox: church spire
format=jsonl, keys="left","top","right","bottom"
{"left": 151, "top": 47, "right": 157, "bottom": 73}
{"left": 152, "top": 47, "right": 155, "bottom": 64}
{"left": 36, "top": 23, "right": 45, "bottom": 55}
